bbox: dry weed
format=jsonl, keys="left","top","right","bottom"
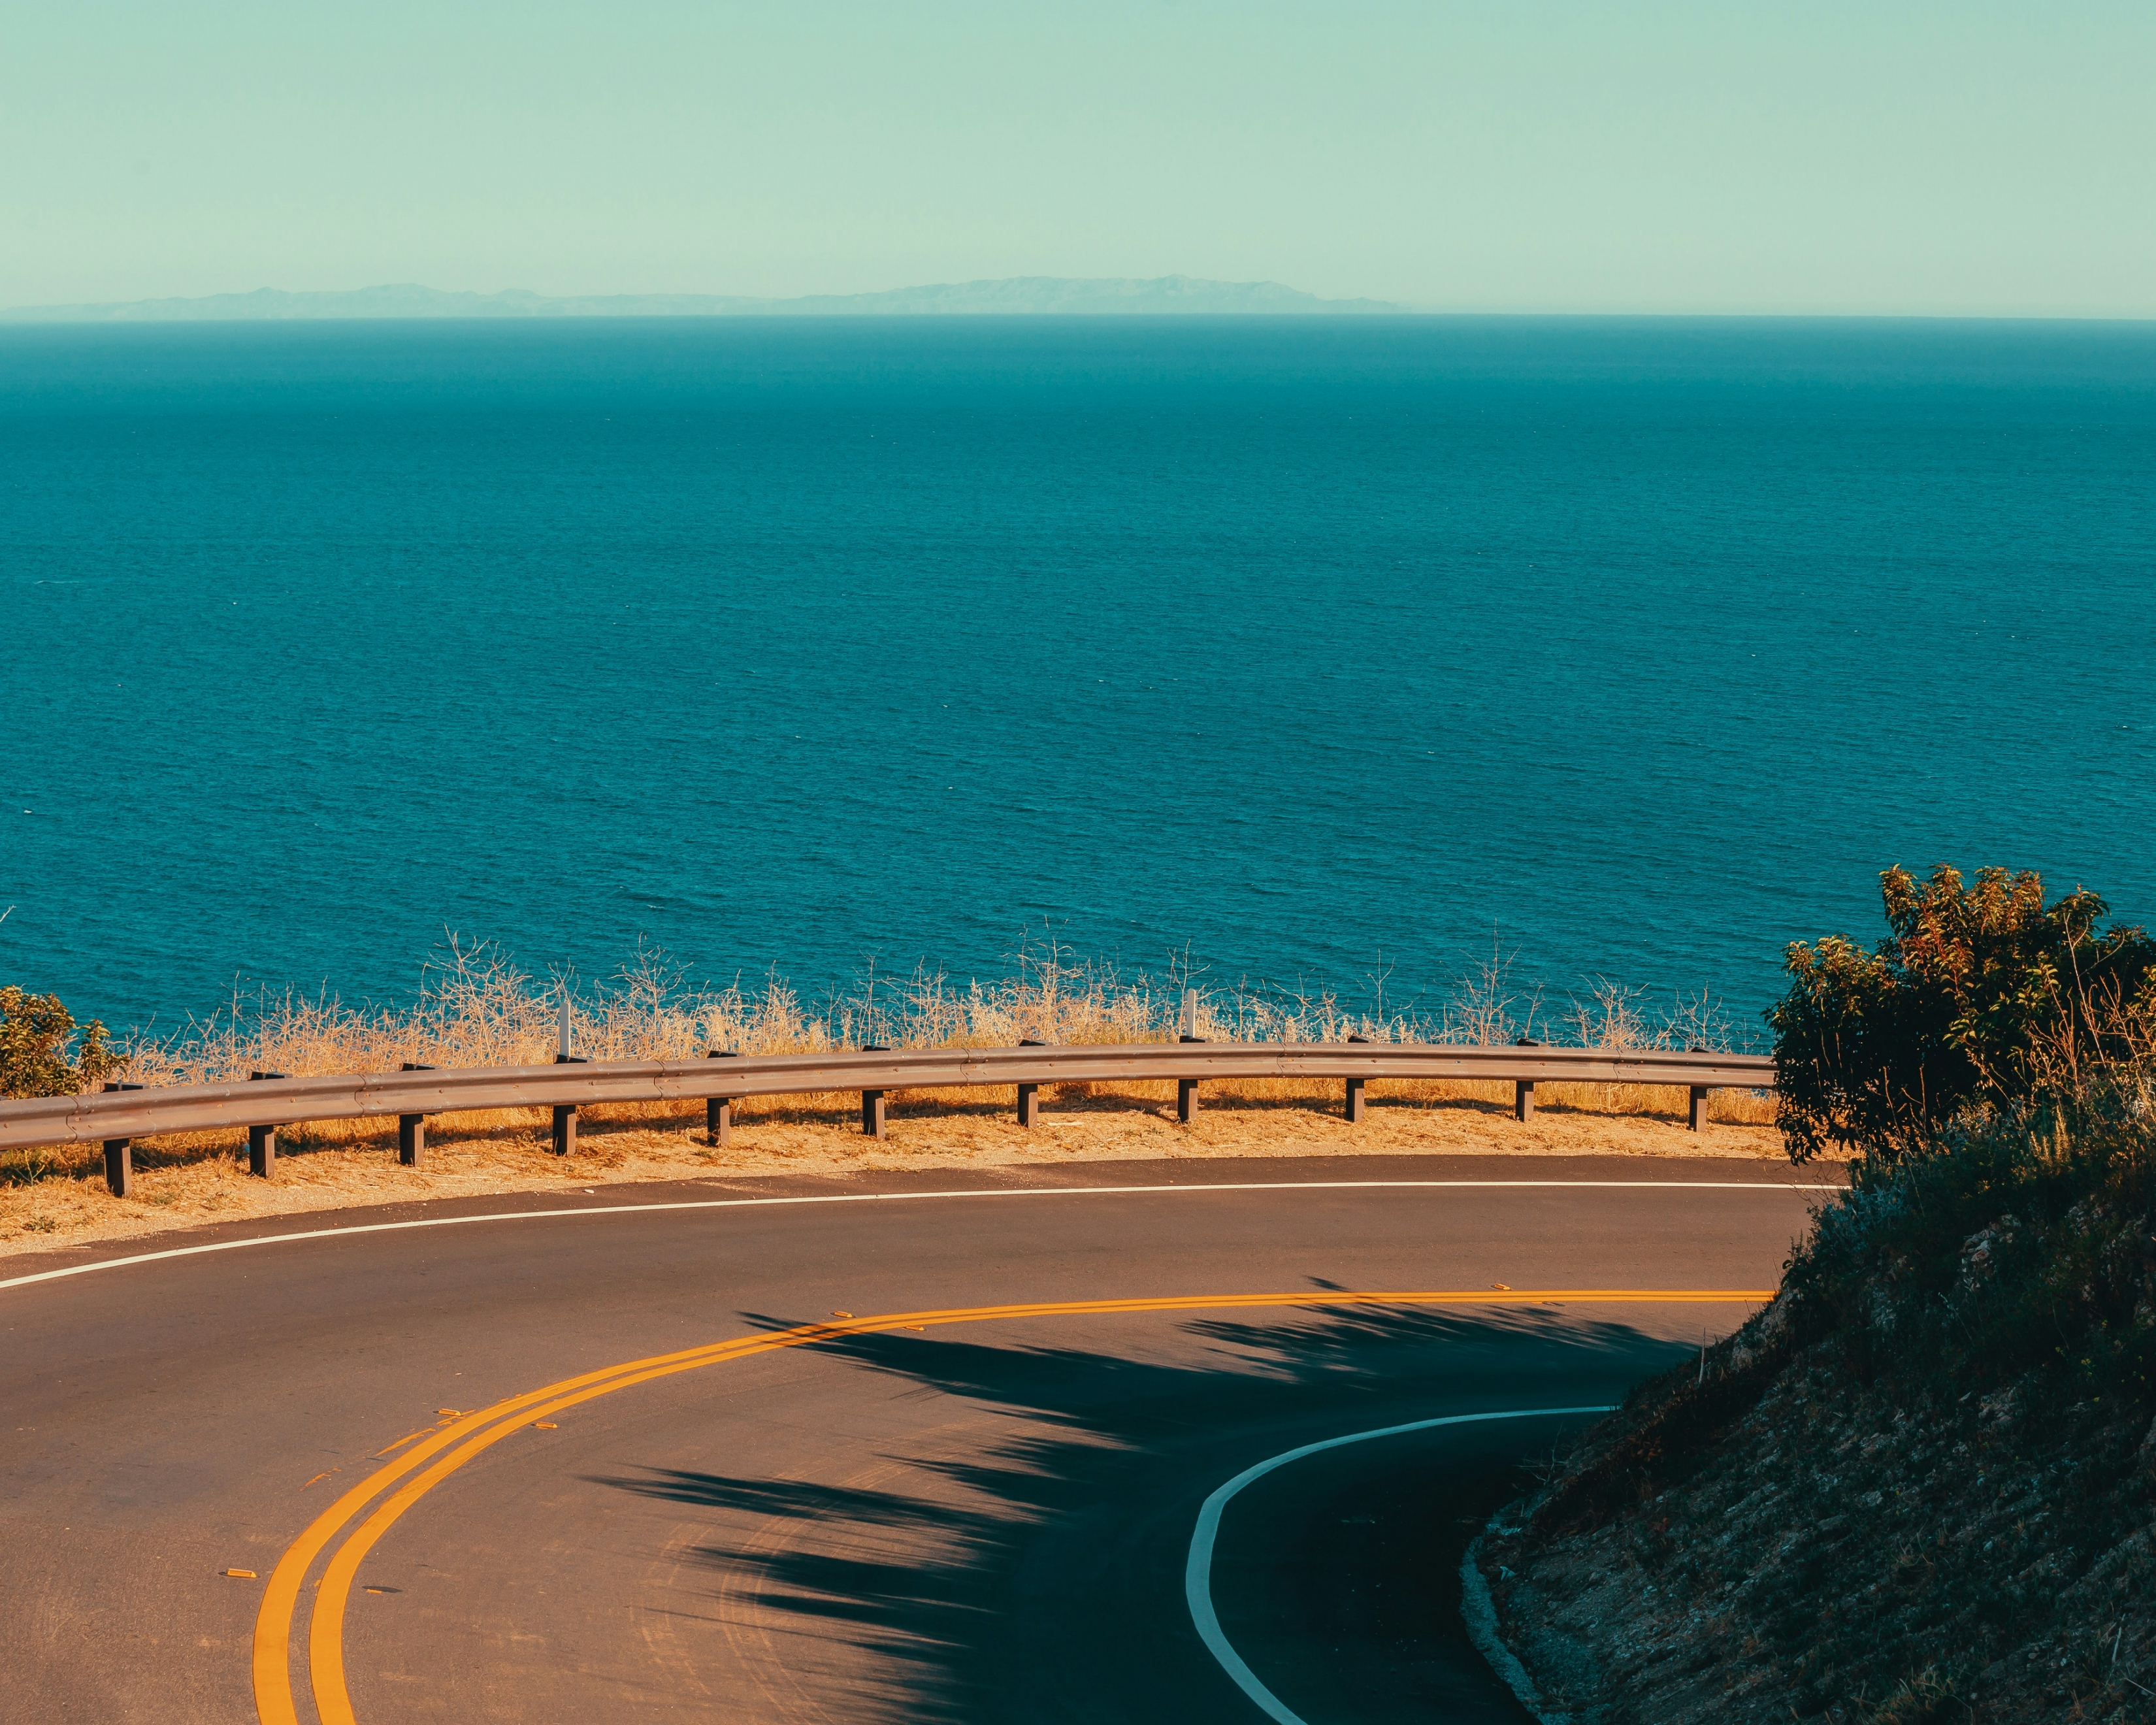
{"left": 3, "top": 935, "right": 1778, "bottom": 1230}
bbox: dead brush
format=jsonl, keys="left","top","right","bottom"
{"left": 10, "top": 932, "right": 1771, "bottom": 1183}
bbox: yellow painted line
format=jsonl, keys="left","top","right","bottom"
{"left": 250, "top": 1326, "right": 821, "bottom": 1725}
{"left": 257, "top": 1288, "right": 1774, "bottom": 1725}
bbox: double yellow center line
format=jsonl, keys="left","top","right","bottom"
{"left": 252, "top": 1288, "right": 1772, "bottom": 1725}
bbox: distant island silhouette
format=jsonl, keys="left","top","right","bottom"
{"left": 5, "top": 275, "right": 1406, "bottom": 322}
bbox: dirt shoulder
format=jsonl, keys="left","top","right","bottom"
{"left": 0, "top": 1090, "right": 1814, "bottom": 1263}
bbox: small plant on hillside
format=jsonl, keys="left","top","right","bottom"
{"left": 1790, "top": 1073, "right": 2156, "bottom": 1405}
{"left": 0, "top": 985, "right": 116, "bottom": 1098}
{"left": 1769, "top": 864, "right": 2156, "bottom": 1164}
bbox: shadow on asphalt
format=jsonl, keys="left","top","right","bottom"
{"left": 593, "top": 1302, "right": 1684, "bottom": 1723}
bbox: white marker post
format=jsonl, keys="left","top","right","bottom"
{"left": 551, "top": 989, "right": 581, "bottom": 1154}
{"left": 1177, "top": 987, "right": 1201, "bottom": 1122}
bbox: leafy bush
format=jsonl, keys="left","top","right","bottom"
{"left": 1769, "top": 864, "right": 2156, "bottom": 1164}
{"left": 0, "top": 985, "right": 116, "bottom": 1098}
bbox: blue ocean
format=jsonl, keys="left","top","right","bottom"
{"left": 4, "top": 316, "right": 2153, "bottom": 1039}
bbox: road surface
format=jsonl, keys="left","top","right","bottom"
{"left": 0, "top": 1153, "right": 1827, "bottom": 1724}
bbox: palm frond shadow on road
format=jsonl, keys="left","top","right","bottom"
{"left": 593, "top": 1301, "right": 1684, "bottom": 1724}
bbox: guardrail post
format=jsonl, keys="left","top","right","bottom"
{"left": 102, "top": 1081, "right": 143, "bottom": 1197}
{"left": 398, "top": 1062, "right": 433, "bottom": 1168}
{"left": 1177, "top": 1079, "right": 1199, "bottom": 1123}
{"left": 1689, "top": 1086, "right": 1711, "bottom": 1132}
{"left": 552, "top": 1051, "right": 588, "bottom": 1154}
{"left": 706, "top": 1049, "right": 738, "bottom": 1147}
{"left": 859, "top": 1046, "right": 889, "bottom": 1139}
{"left": 248, "top": 1072, "right": 287, "bottom": 1177}
{"left": 1344, "top": 1034, "right": 1370, "bottom": 1122}
{"left": 1513, "top": 1036, "right": 1538, "bottom": 1123}
{"left": 1017, "top": 1039, "right": 1043, "bottom": 1126}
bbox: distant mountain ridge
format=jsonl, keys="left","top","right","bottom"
{"left": 5, "top": 276, "right": 1405, "bottom": 322}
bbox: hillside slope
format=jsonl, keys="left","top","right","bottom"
{"left": 1474, "top": 1082, "right": 2156, "bottom": 1722}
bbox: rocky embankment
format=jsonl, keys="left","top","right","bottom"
{"left": 1471, "top": 1085, "right": 2156, "bottom": 1723}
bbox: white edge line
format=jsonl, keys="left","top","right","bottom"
{"left": 1184, "top": 1405, "right": 1618, "bottom": 1724}
{"left": 0, "top": 1179, "right": 1825, "bottom": 1295}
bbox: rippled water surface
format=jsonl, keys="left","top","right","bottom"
{"left": 5, "top": 316, "right": 2153, "bottom": 1035}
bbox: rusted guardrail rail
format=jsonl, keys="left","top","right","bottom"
{"left": 0, "top": 1041, "right": 1776, "bottom": 1198}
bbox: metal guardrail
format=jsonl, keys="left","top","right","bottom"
{"left": 0, "top": 1041, "right": 1776, "bottom": 1197}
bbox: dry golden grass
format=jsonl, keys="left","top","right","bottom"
{"left": 105, "top": 935, "right": 1757, "bottom": 1088}
{"left": 3, "top": 939, "right": 1793, "bottom": 1258}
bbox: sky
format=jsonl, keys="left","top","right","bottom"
{"left": 5, "top": 0, "right": 2151, "bottom": 317}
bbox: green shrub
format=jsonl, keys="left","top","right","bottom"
{"left": 1769, "top": 864, "right": 2156, "bottom": 1164}
{"left": 1789, "top": 1074, "right": 2156, "bottom": 1407}
{"left": 0, "top": 985, "right": 116, "bottom": 1098}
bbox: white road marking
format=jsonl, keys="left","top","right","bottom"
{"left": 0, "top": 1179, "right": 1820, "bottom": 1294}
{"left": 1185, "top": 1406, "right": 1616, "bottom": 1723}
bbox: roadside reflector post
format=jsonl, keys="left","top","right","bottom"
{"left": 1176, "top": 1000, "right": 1203, "bottom": 1123}
{"left": 101, "top": 1081, "right": 144, "bottom": 1197}
{"left": 551, "top": 1042, "right": 589, "bottom": 1156}
{"left": 1513, "top": 1036, "right": 1539, "bottom": 1123}
{"left": 705, "top": 1049, "right": 738, "bottom": 1147}
{"left": 398, "top": 1062, "right": 434, "bottom": 1168}
{"left": 246, "top": 1072, "right": 287, "bottom": 1177}
{"left": 1345, "top": 1077, "right": 1365, "bottom": 1123}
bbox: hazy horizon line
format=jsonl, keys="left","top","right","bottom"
{"left": 10, "top": 276, "right": 2153, "bottom": 327}
{"left": 5, "top": 274, "right": 1401, "bottom": 323}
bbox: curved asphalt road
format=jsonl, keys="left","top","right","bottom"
{"left": 0, "top": 1153, "right": 1828, "bottom": 1724}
